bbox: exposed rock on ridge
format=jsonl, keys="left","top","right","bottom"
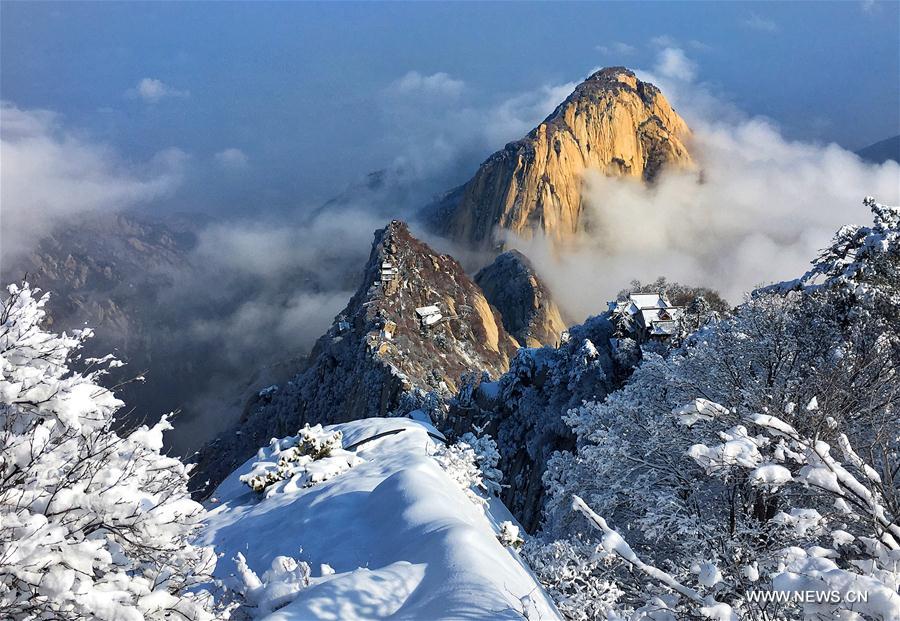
{"left": 475, "top": 250, "right": 567, "bottom": 348}
{"left": 193, "top": 220, "right": 519, "bottom": 494}
{"left": 448, "top": 314, "right": 632, "bottom": 532}
{"left": 427, "top": 67, "right": 693, "bottom": 247}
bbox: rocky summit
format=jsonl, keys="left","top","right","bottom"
{"left": 475, "top": 249, "right": 567, "bottom": 348}
{"left": 192, "top": 220, "right": 523, "bottom": 494}
{"left": 425, "top": 67, "right": 693, "bottom": 248}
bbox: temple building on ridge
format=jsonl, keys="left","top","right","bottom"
{"left": 609, "top": 292, "right": 684, "bottom": 343}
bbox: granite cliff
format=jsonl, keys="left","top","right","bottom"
{"left": 475, "top": 250, "right": 567, "bottom": 348}
{"left": 425, "top": 67, "right": 693, "bottom": 247}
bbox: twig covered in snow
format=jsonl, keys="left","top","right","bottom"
{"left": 572, "top": 496, "right": 706, "bottom": 605}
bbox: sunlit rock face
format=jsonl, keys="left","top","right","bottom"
{"left": 427, "top": 67, "right": 693, "bottom": 248}
{"left": 475, "top": 249, "right": 567, "bottom": 348}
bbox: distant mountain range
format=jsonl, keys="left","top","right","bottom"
{"left": 856, "top": 134, "right": 900, "bottom": 164}
{"left": 7, "top": 213, "right": 198, "bottom": 432}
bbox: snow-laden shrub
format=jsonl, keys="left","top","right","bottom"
{"left": 432, "top": 429, "right": 503, "bottom": 505}
{"left": 240, "top": 424, "right": 363, "bottom": 496}
{"left": 462, "top": 430, "right": 504, "bottom": 496}
{"left": 233, "top": 552, "right": 311, "bottom": 616}
{"left": 567, "top": 339, "right": 605, "bottom": 391}
{"left": 522, "top": 537, "right": 624, "bottom": 621}
{"left": 497, "top": 521, "right": 524, "bottom": 549}
{"left": 0, "top": 283, "right": 227, "bottom": 621}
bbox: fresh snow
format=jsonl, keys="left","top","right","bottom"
{"left": 687, "top": 425, "right": 763, "bottom": 473}
{"left": 201, "top": 418, "right": 561, "bottom": 620}
{"left": 749, "top": 463, "right": 793, "bottom": 488}
{"left": 674, "top": 398, "right": 730, "bottom": 427}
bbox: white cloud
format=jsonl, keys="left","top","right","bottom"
{"left": 152, "top": 146, "right": 191, "bottom": 171}
{"left": 215, "top": 147, "right": 249, "bottom": 169}
{"left": 655, "top": 48, "right": 697, "bottom": 82}
{"left": 173, "top": 204, "right": 389, "bottom": 367}
{"left": 0, "top": 101, "right": 187, "bottom": 262}
{"left": 743, "top": 13, "right": 779, "bottom": 33}
{"left": 499, "top": 48, "right": 900, "bottom": 320}
{"left": 649, "top": 36, "right": 710, "bottom": 53}
{"left": 688, "top": 39, "right": 713, "bottom": 52}
{"left": 596, "top": 41, "right": 636, "bottom": 56}
{"left": 651, "top": 35, "right": 678, "bottom": 48}
{"left": 126, "top": 78, "right": 189, "bottom": 103}
{"left": 481, "top": 81, "right": 579, "bottom": 146}
{"left": 377, "top": 69, "right": 580, "bottom": 189}
{"left": 388, "top": 71, "right": 465, "bottom": 99}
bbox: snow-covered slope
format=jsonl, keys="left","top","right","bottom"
{"left": 200, "top": 418, "right": 561, "bottom": 620}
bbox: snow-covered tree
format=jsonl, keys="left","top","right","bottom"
{"left": 432, "top": 428, "right": 504, "bottom": 504}
{"left": 0, "top": 283, "right": 228, "bottom": 620}
{"left": 798, "top": 197, "right": 899, "bottom": 303}
{"left": 531, "top": 199, "right": 900, "bottom": 619}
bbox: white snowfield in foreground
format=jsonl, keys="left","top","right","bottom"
{"left": 200, "top": 418, "right": 561, "bottom": 620}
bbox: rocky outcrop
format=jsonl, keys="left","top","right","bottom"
{"left": 193, "top": 220, "right": 519, "bottom": 495}
{"left": 448, "top": 314, "right": 635, "bottom": 532}
{"left": 425, "top": 67, "right": 693, "bottom": 248}
{"left": 475, "top": 250, "right": 567, "bottom": 348}
{"left": 7, "top": 214, "right": 204, "bottom": 435}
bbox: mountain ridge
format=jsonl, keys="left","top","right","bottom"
{"left": 856, "top": 134, "right": 900, "bottom": 164}
{"left": 192, "top": 220, "right": 529, "bottom": 494}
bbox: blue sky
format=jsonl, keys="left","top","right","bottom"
{"left": 2, "top": 1, "right": 898, "bottom": 214}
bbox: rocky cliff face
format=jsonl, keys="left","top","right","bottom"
{"left": 446, "top": 314, "right": 631, "bottom": 532}
{"left": 426, "top": 67, "right": 693, "bottom": 247}
{"left": 13, "top": 213, "right": 194, "bottom": 341}
{"left": 193, "top": 220, "right": 520, "bottom": 494}
{"left": 475, "top": 250, "right": 567, "bottom": 348}
{"left": 4, "top": 214, "right": 203, "bottom": 433}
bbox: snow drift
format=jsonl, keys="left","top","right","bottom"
{"left": 200, "top": 418, "right": 560, "bottom": 620}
